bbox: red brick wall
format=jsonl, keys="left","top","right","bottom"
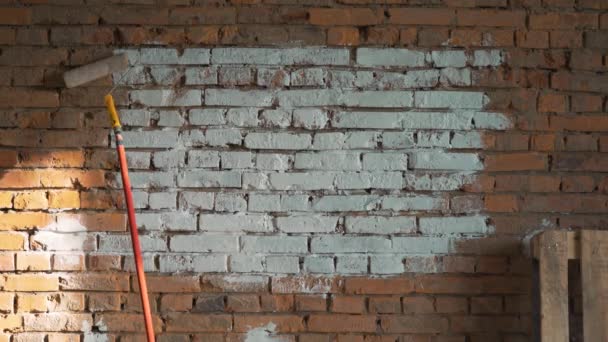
{"left": 1, "top": 1, "right": 607, "bottom": 341}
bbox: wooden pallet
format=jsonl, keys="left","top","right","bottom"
{"left": 531, "top": 230, "right": 608, "bottom": 342}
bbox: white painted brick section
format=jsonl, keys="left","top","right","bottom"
{"left": 111, "top": 46, "right": 511, "bottom": 276}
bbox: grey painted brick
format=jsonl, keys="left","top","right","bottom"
{"left": 355, "top": 70, "right": 439, "bottom": 89}
{"left": 248, "top": 194, "right": 281, "bottom": 212}
{"left": 230, "top": 254, "right": 264, "bottom": 272}
{"left": 334, "top": 172, "right": 403, "bottom": 190}
{"left": 153, "top": 150, "right": 185, "bottom": 169}
{"left": 211, "top": 48, "right": 349, "bottom": 65}
{"left": 205, "top": 129, "right": 242, "bottom": 147}
{"left": 269, "top": 172, "right": 334, "bottom": 190}
{"left": 245, "top": 133, "right": 312, "bottom": 150}
{"left": 124, "top": 254, "right": 156, "bottom": 272}
{"left": 370, "top": 255, "right": 404, "bottom": 274}
{"left": 419, "top": 216, "right": 488, "bottom": 234}
{"left": 417, "top": 132, "right": 451, "bottom": 148}
{"left": 150, "top": 67, "right": 182, "bottom": 86}
{"left": 472, "top": 50, "right": 503, "bottom": 67}
{"left": 185, "top": 67, "right": 218, "bottom": 85}
{"left": 113, "top": 66, "right": 150, "bottom": 86}
{"left": 411, "top": 151, "right": 483, "bottom": 171}
{"left": 331, "top": 112, "right": 401, "bottom": 129}
{"left": 357, "top": 48, "right": 427, "bottom": 67}
{"left": 290, "top": 68, "right": 326, "bottom": 86}
{"left": 472, "top": 111, "right": 512, "bottom": 130}
{"left": 200, "top": 214, "right": 271, "bottom": 232}
{"left": 255, "top": 154, "right": 292, "bottom": 171}
{"left": 382, "top": 132, "right": 416, "bottom": 149}
{"left": 311, "top": 236, "right": 391, "bottom": 253}
{"left": 211, "top": 48, "right": 284, "bottom": 65}
{"left": 242, "top": 173, "right": 270, "bottom": 190}
{"left": 139, "top": 48, "right": 179, "bottom": 64}
{"left": 327, "top": 70, "right": 356, "bottom": 88}
{"left": 120, "top": 109, "right": 151, "bottom": 126}
{"left": 266, "top": 256, "right": 299, "bottom": 274}
{"left": 344, "top": 131, "right": 380, "bottom": 149}
{"left": 241, "top": 236, "right": 308, "bottom": 253}
{"left": 99, "top": 235, "right": 166, "bottom": 253}
{"left": 414, "top": 91, "right": 487, "bottom": 109}
{"left": 336, "top": 255, "right": 368, "bottom": 274}
{"left": 153, "top": 212, "right": 198, "bottom": 231}
{"left": 159, "top": 254, "right": 227, "bottom": 273}
{"left": 179, "top": 48, "right": 211, "bottom": 64}
{"left": 451, "top": 132, "right": 484, "bottom": 148}
{"left": 149, "top": 192, "right": 177, "bottom": 210}
{"left": 293, "top": 109, "right": 328, "bottom": 129}
{"left": 312, "top": 133, "right": 345, "bottom": 150}
{"left": 431, "top": 50, "right": 467, "bottom": 67}
{"left": 312, "top": 195, "right": 380, "bottom": 212}
{"left": 121, "top": 131, "right": 179, "bottom": 148}
{"left": 180, "top": 130, "right": 206, "bottom": 147}
{"left": 294, "top": 152, "right": 361, "bottom": 171}
{"left": 333, "top": 111, "right": 474, "bottom": 130}
{"left": 179, "top": 191, "right": 214, "bottom": 210}
{"left": 259, "top": 109, "right": 291, "bottom": 128}
{"left": 277, "top": 90, "right": 413, "bottom": 108}
{"left": 205, "top": 89, "right": 273, "bottom": 107}
{"left": 189, "top": 109, "right": 226, "bottom": 126}
{"left": 157, "top": 110, "right": 185, "bottom": 127}
{"left": 381, "top": 195, "right": 447, "bottom": 211}
{"left": 362, "top": 153, "right": 408, "bottom": 171}
{"left": 218, "top": 66, "right": 253, "bottom": 86}
{"left": 214, "top": 193, "right": 247, "bottom": 212}
{"left": 257, "top": 67, "right": 290, "bottom": 87}
{"left": 276, "top": 215, "right": 339, "bottom": 233}
{"left": 127, "top": 171, "right": 175, "bottom": 188}
{"left": 440, "top": 68, "right": 472, "bottom": 86}
{"left": 125, "top": 152, "right": 151, "bottom": 169}
{"left": 284, "top": 48, "right": 349, "bottom": 65}
{"left": 220, "top": 152, "right": 252, "bottom": 169}
{"left": 392, "top": 237, "right": 450, "bottom": 254}
{"left": 280, "top": 195, "right": 310, "bottom": 211}
{"left": 345, "top": 216, "right": 416, "bottom": 234}
{"left": 32, "top": 232, "right": 95, "bottom": 251}
{"left": 170, "top": 234, "right": 238, "bottom": 252}
{"left": 188, "top": 151, "right": 220, "bottom": 168}
{"left": 303, "top": 256, "right": 334, "bottom": 274}
{"left": 130, "top": 89, "right": 202, "bottom": 107}
{"left": 405, "top": 256, "right": 441, "bottom": 273}
{"left": 178, "top": 171, "right": 241, "bottom": 188}
{"left": 226, "top": 108, "right": 259, "bottom": 127}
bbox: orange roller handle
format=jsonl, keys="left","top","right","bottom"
{"left": 105, "top": 94, "right": 156, "bottom": 342}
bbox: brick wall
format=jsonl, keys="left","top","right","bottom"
{"left": 0, "top": 1, "right": 606, "bottom": 341}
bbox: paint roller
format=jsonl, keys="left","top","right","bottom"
{"left": 63, "top": 55, "right": 156, "bottom": 342}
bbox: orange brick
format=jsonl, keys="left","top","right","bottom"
{"left": 4, "top": 274, "right": 59, "bottom": 291}
{"left": 402, "top": 296, "right": 434, "bottom": 314}
{"left": 457, "top": 9, "right": 526, "bottom": 27}
{"left": 0, "top": 212, "right": 52, "bottom": 231}
{"left": 485, "top": 194, "right": 519, "bottom": 212}
{"left": 88, "top": 293, "right": 121, "bottom": 312}
{"left": 550, "top": 30, "right": 582, "bottom": 48}
{"left": 330, "top": 296, "right": 365, "bottom": 313}
{"left": 450, "top": 29, "right": 481, "bottom": 46}
{"left": 531, "top": 134, "right": 556, "bottom": 151}
{"left": 530, "top": 12, "right": 598, "bottom": 29}
{"left": 48, "top": 190, "right": 80, "bottom": 209}
{"left": 0, "top": 8, "right": 31, "bottom": 25}
{"left": 14, "top": 191, "right": 48, "bottom": 210}
{"left": 0, "top": 293, "right": 14, "bottom": 312}
{"left": 571, "top": 94, "right": 603, "bottom": 112}
{"left": 0, "top": 170, "right": 40, "bottom": 189}
{"left": 16, "top": 294, "right": 46, "bottom": 313}
{"left": 296, "top": 295, "right": 327, "bottom": 312}
{"left": 399, "top": 28, "right": 417, "bottom": 45}
{"left": 309, "top": 8, "right": 383, "bottom": 26}
{"left": 368, "top": 296, "right": 400, "bottom": 314}
{"left": 327, "top": 27, "right": 359, "bottom": 46}
{"left": 55, "top": 213, "right": 126, "bottom": 232}
{"left": 418, "top": 28, "right": 449, "bottom": 46}
{"left": 0, "top": 192, "right": 13, "bottom": 208}
{"left": 551, "top": 115, "right": 608, "bottom": 132}
{"left": 0, "top": 150, "right": 18, "bottom": 168}
{"left": 233, "top": 314, "right": 305, "bottom": 333}
{"left": 485, "top": 153, "right": 547, "bottom": 171}
{"left": 88, "top": 254, "right": 121, "bottom": 271}
{"left": 16, "top": 252, "right": 51, "bottom": 271}
{"left": 19, "top": 151, "right": 85, "bottom": 168}
{"left": 345, "top": 277, "right": 414, "bottom": 295}
{"left": 226, "top": 294, "right": 260, "bottom": 312}
{"left": 308, "top": 314, "right": 376, "bottom": 333}
{"left": 260, "top": 294, "right": 294, "bottom": 312}
{"left": 52, "top": 254, "right": 85, "bottom": 271}
{"left": 364, "top": 27, "right": 399, "bottom": 45}
{"left": 187, "top": 26, "right": 220, "bottom": 44}
{"left": 0, "top": 28, "right": 15, "bottom": 45}
{"left": 39, "top": 170, "right": 106, "bottom": 188}
{"left": 0, "top": 252, "right": 14, "bottom": 271}
{"left": 482, "top": 29, "right": 514, "bottom": 46}
{"left": 0, "top": 232, "right": 26, "bottom": 250}
{"left": 516, "top": 30, "right": 549, "bottom": 48}
{"left": 538, "top": 93, "right": 568, "bottom": 113}
{"left": 161, "top": 294, "right": 193, "bottom": 312}
{"left": 388, "top": 8, "right": 455, "bottom": 25}
{"left": 0, "top": 314, "right": 21, "bottom": 331}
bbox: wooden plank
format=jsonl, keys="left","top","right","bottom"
{"left": 538, "top": 230, "right": 569, "bottom": 342}
{"left": 532, "top": 231, "right": 581, "bottom": 260}
{"left": 581, "top": 230, "right": 608, "bottom": 341}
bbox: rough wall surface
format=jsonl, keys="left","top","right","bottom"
{"left": 0, "top": 1, "right": 606, "bottom": 341}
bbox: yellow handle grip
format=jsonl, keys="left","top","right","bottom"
{"left": 104, "top": 94, "right": 121, "bottom": 128}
